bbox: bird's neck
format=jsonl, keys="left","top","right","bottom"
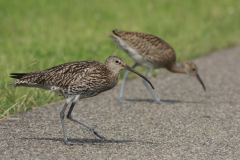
{"left": 107, "top": 67, "right": 120, "bottom": 82}
{"left": 167, "top": 63, "right": 186, "bottom": 73}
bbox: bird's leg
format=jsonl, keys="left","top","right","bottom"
{"left": 66, "top": 102, "right": 105, "bottom": 139}
{"left": 142, "top": 69, "right": 169, "bottom": 104}
{"left": 119, "top": 63, "right": 138, "bottom": 103}
{"left": 60, "top": 103, "right": 76, "bottom": 145}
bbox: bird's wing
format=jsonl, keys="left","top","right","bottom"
{"left": 10, "top": 61, "right": 106, "bottom": 88}
{"left": 41, "top": 61, "right": 107, "bottom": 87}
{"left": 112, "top": 30, "right": 175, "bottom": 56}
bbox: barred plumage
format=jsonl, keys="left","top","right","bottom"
{"left": 9, "top": 55, "right": 154, "bottom": 145}
{"left": 109, "top": 30, "right": 206, "bottom": 104}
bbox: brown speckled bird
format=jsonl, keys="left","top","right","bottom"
{"left": 9, "top": 56, "right": 154, "bottom": 145}
{"left": 109, "top": 30, "right": 206, "bottom": 104}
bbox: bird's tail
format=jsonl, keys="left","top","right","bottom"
{"left": 109, "top": 29, "right": 121, "bottom": 39}
{"left": 9, "top": 72, "right": 41, "bottom": 87}
{"left": 112, "top": 29, "right": 121, "bottom": 37}
{"left": 9, "top": 73, "right": 29, "bottom": 79}
{"left": 9, "top": 73, "right": 30, "bottom": 87}
{"left": 9, "top": 72, "right": 53, "bottom": 90}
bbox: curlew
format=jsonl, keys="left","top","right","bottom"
{"left": 9, "top": 56, "right": 154, "bottom": 145}
{"left": 109, "top": 30, "right": 206, "bottom": 104}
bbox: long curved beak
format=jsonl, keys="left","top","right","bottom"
{"left": 196, "top": 74, "right": 206, "bottom": 91}
{"left": 124, "top": 65, "right": 154, "bottom": 89}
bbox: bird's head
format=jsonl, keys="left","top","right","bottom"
{"left": 182, "top": 61, "right": 198, "bottom": 76}
{"left": 105, "top": 56, "right": 126, "bottom": 73}
{"left": 182, "top": 61, "right": 206, "bottom": 91}
{"left": 105, "top": 56, "right": 154, "bottom": 89}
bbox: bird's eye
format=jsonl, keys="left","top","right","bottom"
{"left": 192, "top": 68, "right": 196, "bottom": 71}
{"left": 115, "top": 60, "right": 120, "bottom": 64}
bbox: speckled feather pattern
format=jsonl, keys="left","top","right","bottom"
{"left": 9, "top": 56, "right": 156, "bottom": 144}
{"left": 10, "top": 60, "right": 118, "bottom": 99}
{"left": 110, "top": 30, "right": 176, "bottom": 69}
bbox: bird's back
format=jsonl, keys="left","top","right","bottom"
{"left": 110, "top": 30, "right": 176, "bottom": 69}
{"left": 10, "top": 61, "right": 118, "bottom": 99}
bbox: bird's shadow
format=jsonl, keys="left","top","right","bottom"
{"left": 120, "top": 98, "right": 204, "bottom": 104}
{"left": 20, "top": 137, "right": 158, "bottom": 145}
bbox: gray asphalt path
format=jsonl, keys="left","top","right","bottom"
{"left": 1, "top": 46, "right": 240, "bottom": 159}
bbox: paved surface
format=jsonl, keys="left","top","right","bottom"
{"left": 1, "top": 46, "right": 240, "bottom": 159}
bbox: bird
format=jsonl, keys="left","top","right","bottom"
{"left": 9, "top": 56, "right": 154, "bottom": 145}
{"left": 109, "top": 30, "right": 206, "bottom": 104}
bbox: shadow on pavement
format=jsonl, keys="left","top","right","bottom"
{"left": 20, "top": 137, "right": 160, "bottom": 145}
{"left": 120, "top": 98, "right": 205, "bottom": 104}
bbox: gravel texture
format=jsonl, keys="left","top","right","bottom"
{"left": 1, "top": 46, "right": 240, "bottom": 159}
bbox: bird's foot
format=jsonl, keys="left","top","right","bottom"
{"left": 89, "top": 127, "right": 105, "bottom": 139}
{"left": 119, "top": 97, "right": 132, "bottom": 103}
{"left": 64, "top": 139, "right": 77, "bottom": 145}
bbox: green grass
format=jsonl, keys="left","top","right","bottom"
{"left": 0, "top": 0, "right": 240, "bottom": 118}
